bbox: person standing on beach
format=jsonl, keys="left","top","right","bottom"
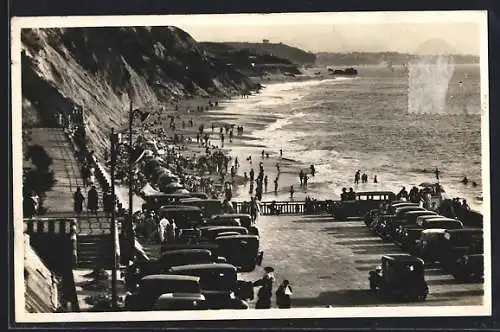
{"left": 290, "top": 185, "right": 295, "bottom": 200}
{"left": 354, "top": 170, "right": 361, "bottom": 184}
{"left": 211, "top": 123, "right": 214, "bottom": 132}
{"left": 310, "top": 165, "right": 316, "bottom": 177}
{"left": 250, "top": 168, "right": 255, "bottom": 182}
{"left": 280, "top": 149, "right": 283, "bottom": 159}
{"left": 274, "top": 177, "right": 279, "bottom": 194}
{"left": 373, "top": 175, "right": 378, "bottom": 183}
{"left": 261, "top": 150, "right": 265, "bottom": 159}
{"left": 235, "top": 157, "right": 239, "bottom": 168}
{"left": 276, "top": 163, "right": 280, "bottom": 174}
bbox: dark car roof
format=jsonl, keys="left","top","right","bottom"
{"left": 160, "top": 205, "right": 202, "bottom": 212}
{"left": 200, "top": 225, "right": 247, "bottom": 231}
{"left": 212, "top": 213, "right": 252, "bottom": 219}
{"left": 357, "top": 191, "right": 395, "bottom": 197}
{"left": 215, "top": 234, "right": 259, "bottom": 241}
{"left": 404, "top": 210, "right": 436, "bottom": 215}
{"left": 145, "top": 193, "right": 191, "bottom": 198}
{"left": 169, "top": 263, "right": 236, "bottom": 272}
{"left": 159, "top": 249, "right": 212, "bottom": 257}
{"left": 180, "top": 197, "right": 203, "bottom": 203}
{"left": 382, "top": 254, "right": 424, "bottom": 263}
{"left": 141, "top": 274, "right": 200, "bottom": 282}
{"left": 445, "top": 228, "right": 483, "bottom": 234}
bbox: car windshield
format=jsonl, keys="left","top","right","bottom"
{"left": 195, "top": 269, "right": 237, "bottom": 291}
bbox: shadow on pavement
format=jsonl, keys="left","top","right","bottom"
{"left": 290, "top": 289, "right": 445, "bottom": 307}
{"left": 336, "top": 238, "right": 383, "bottom": 246}
{"left": 292, "top": 217, "right": 334, "bottom": 224}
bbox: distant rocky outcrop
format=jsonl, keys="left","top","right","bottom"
{"left": 200, "top": 42, "right": 303, "bottom": 76}
{"left": 206, "top": 42, "right": 317, "bottom": 66}
{"left": 328, "top": 67, "right": 358, "bottom": 76}
{"left": 21, "top": 27, "right": 260, "bottom": 156}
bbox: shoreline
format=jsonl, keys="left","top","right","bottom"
{"left": 135, "top": 74, "right": 482, "bottom": 215}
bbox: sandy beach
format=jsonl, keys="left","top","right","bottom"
{"left": 133, "top": 77, "right": 329, "bottom": 204}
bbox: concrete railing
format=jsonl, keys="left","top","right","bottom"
{"left": 24, "top": 218, "right": 79, "bottom": 267}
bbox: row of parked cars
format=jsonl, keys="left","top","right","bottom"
{"left": 124, "top": 192, "right": 263, "bottom": 311}
{"left": 364, "top": 200, "right": 483, "bottom": 302}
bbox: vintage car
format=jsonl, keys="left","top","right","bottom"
{"left": 158, "top": 205, "right": 204, "bottom": 229}
{"left": 177, "top": 228, "right": 203, "bottom": 243}
{"left": 125, "top": 274, "right": 201, "bottom": 311}
{"left": 168, "top": 263, "right": 252, "bottom": 309}
{"left": 180, "top": 198, "right": 222, "bottom": 218}
{"left": 161, "top": 243, "right": 219, "bottom": 255}
{"left": 399, "top": 217, "right": 463, "bottom": 254}
{"left": 437, "top": 229, "right": 483, "bottom": 270}
{"left": 214, "top": 234, "right": 263, "bottom": 272}
{"left": 373, "top": 206, "right": 427, "bottom": 239}
{"left": 188, "top": 192, "right": 210, "bottom": 199}
{"left": 369, "top": 254, "right": 429, "bottom": 301}
{"left": 450, "top": 253, "right": 484, "bottom": 282}
{"left": 334, "top": 191, "right": 396, "bottom": 220}
{"left": 210, "top": 214, "right": 259, "bottom": 235}
{"left": 391, "top": 210, "right": 438, "bottom": 243}
{"left": 198, "top": 226, "right": 249, "bottom": 242}
{"left": 153, "top": 293, "right": 206, "bottom": 311}
{"left": 142, "top": 193, "right": 192, "bottom": 210}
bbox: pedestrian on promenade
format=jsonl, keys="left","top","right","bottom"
{"left": 103, "top": 189, "right": 113, "bottom": 218}
{"left": 274, "top": 177, "right": 279, "bottom": 194}
{"left": 250, "top": 196, "right": 260, "bottom": 222}
{"left": 304, "top": 175, "right": 308, "bottom": 189}
{"left": 264, "top": 175, "right": 268, "bottom": 192}
{"left": 253, "top": 266, "right": 275, "bottom": 309}
{"left": 87, "top": 185, "right": 99, "bottom": 214}
{"left": 276, "top": 279, "right": 293, "bottom": 308}
{"left": 290, "top": 185, "right": 295, "bottom": 200}
{"left": 81, "top": 164, "right": 90, "bottom": 187}
{"left": 73, "top": 187, "right": 85, "bottom": 216}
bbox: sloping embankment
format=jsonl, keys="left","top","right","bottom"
{"left": 21, "top": 27, "right": 260, "bottom": 158}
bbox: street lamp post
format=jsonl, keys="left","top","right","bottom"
{"left": 125, "top": 98, "right": 150, "bottom": 264}
{"left": 109, "top": 128, "right": 119, "bottom": 310}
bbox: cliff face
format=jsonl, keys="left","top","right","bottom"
{"left": 21, "top": 27, "right": 259, "bottom": 156}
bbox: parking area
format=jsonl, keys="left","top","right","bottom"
{"left": 239, "top": 214, "right": 484, "bottom": 308}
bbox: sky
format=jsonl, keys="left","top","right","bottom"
{"left": 165, "top": 13, "right": 483, "bottom": 55}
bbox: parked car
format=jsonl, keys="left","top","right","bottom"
{"left": 153, "top": 293, "right": 206, "bottom": 311}
{"left": 168, "top": 263, "right": 252, "bottom": 309}
{"left": 399, "top": 217, "right": 463, "bottom": 254}
{"left": 450, "top": 253, "right": 484, "bottom": 282}
{"left": 334, "top": 191, "right": 396, "bottom": 219}
{"left": 158, "top": 205, "right": 204, "bottom": 229}
{"left": 125, "top": 275, "right": 202, "bottom": 311}
{"left": 368, "top": 254, "right": 429, "bottom": 301}
{"left": 374, "top": 206, "right": 427, "bottom": 239}
{"left": 437, "top": 229, "right": 483, "bottom": 270}
{"left": 180, "top": 198, "right": 222, "bottom": 218}
{"left": 215, "top": 234, "right": 263, "bottom": 272}
{"left": 142, "top": 193, "right": 192, "bottom": 211}
{"left": 391, "top": 210, "right": 438, "bottom": 243}
{"left": 210, "top": 214, "right": 259, "bottom": 235}
{"left": 198, "top": 225, "right": 249, "bottom": 242}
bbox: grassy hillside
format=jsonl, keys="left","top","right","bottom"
{"left": 201, "top": 42, "right": 316, "bottom": 66}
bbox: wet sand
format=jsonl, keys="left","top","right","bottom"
{"left": 139, "top": 90, "right": 330, "bottom": 203}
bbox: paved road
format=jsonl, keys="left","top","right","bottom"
{"left": 238, "top": 214, "right": 483, "bottom": 308}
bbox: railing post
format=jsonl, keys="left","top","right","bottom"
{"left": 70, "top": 219, "right": 78, "bottom": 267}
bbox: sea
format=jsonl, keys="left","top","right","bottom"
{"left": 216, "top": 63, "right": 484, "bottom": 212}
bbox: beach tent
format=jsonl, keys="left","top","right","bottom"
{"left": 140, "top": 183, "right": 162, "bottom": 197}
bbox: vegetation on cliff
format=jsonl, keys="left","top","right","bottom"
{"left": 21, "top": 27, "right": 260, "bottom": 157}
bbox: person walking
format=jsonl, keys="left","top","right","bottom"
{"left": 102, "top": 189, "right": 114, "bottom": 218}
{"left": 87, "top": 185, "right": 99, "bottom": 214}
{"left": 73, "top": 187, "right": 85, "bottom": 216}
{"left": 253, "top": 267, "right": 275, "bottom": 309}
{"left": 276, "top": 279, "right": 293, "bottom": 308}
{"left": 290, "top": 185, "right": 295, "bottom": 200}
